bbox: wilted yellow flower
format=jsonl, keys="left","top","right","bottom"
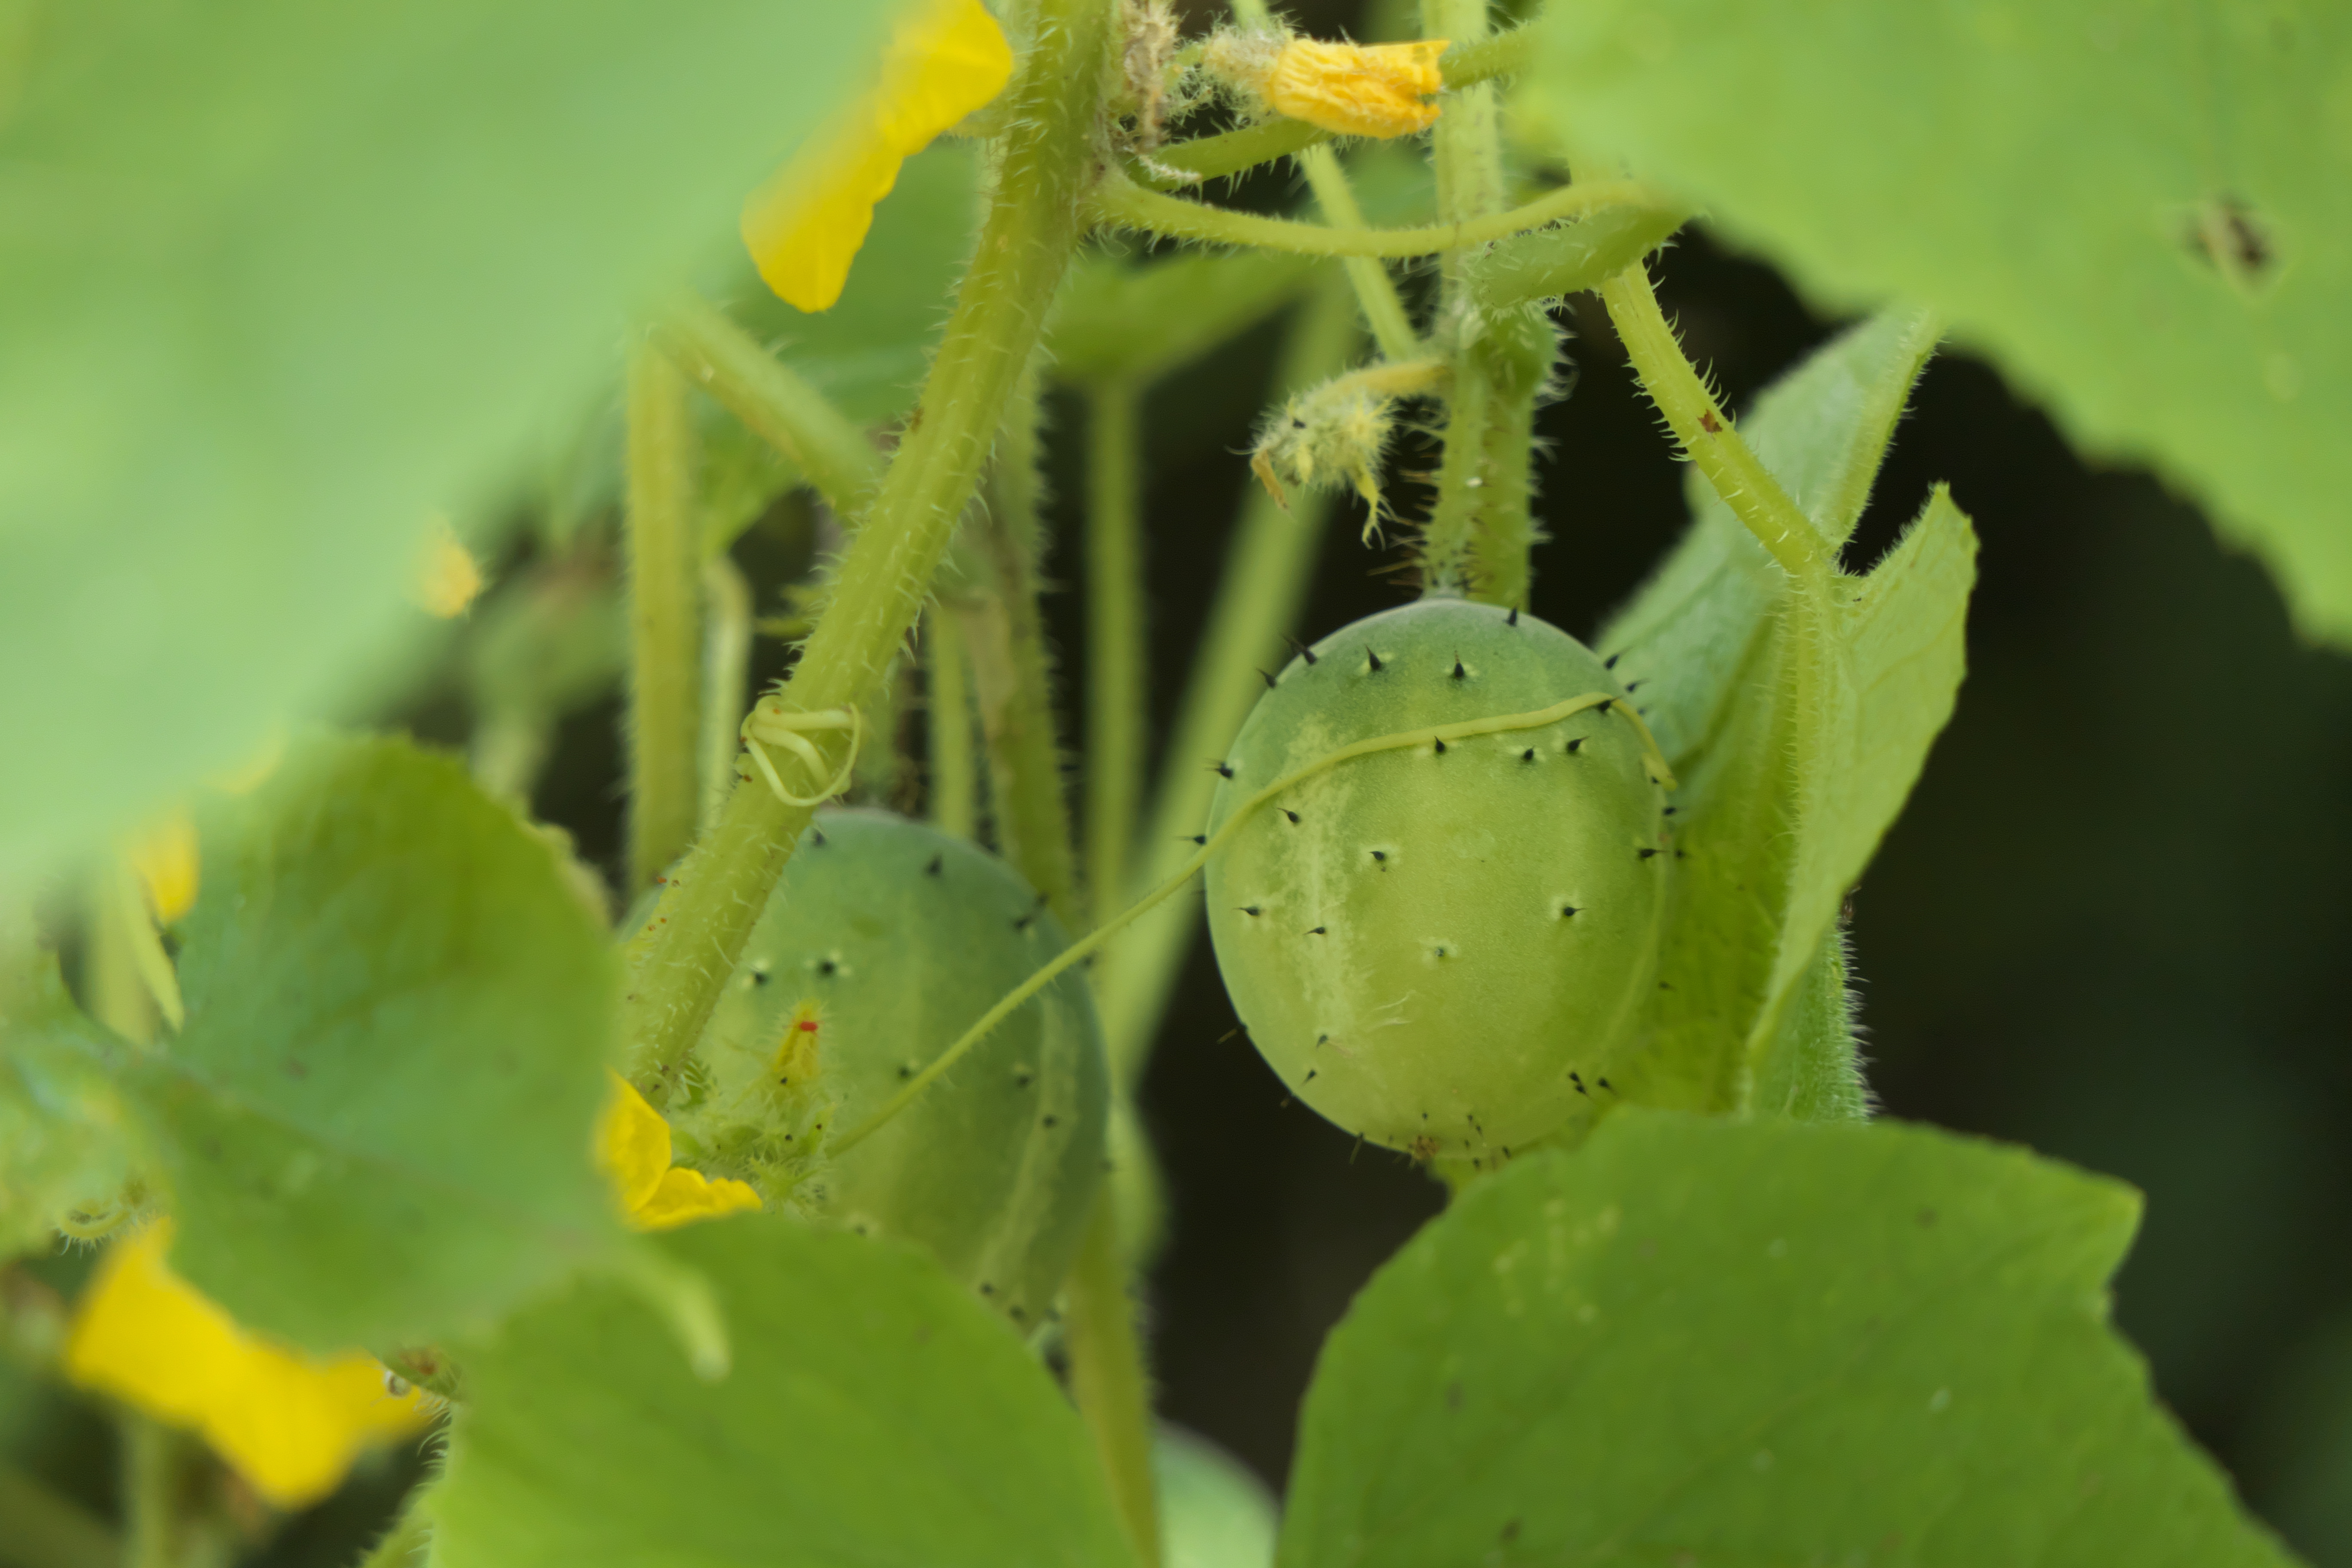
{"left": 741, "top": 0, "right": 1015, "bottom": 312}
{"left": 415, "top": 517, "right": 484, "bottom": 619}
{"left": 64, "top": 1225, "right": 427, "bottom": 1509}
{"left": 597, "top": 1072, "right": 763, "bottom": 1231}
{"left": 127, "top": 811, "right": 200, "bottom": 925}
{"left": 1206, "top": 33, "right": 1449, "bottom": 139}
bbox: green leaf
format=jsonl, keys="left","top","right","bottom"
{"left": 1599, "top": 309, "right": 1969, "bottom": 1112}
{"left": 1750, "top": 925, "right": 1868, "bottom": 1123}
{"left": 0, "top": 958, "right": 135, "bottom": 1259}
{"left": 0, "top": 0, "right": 895, "bottom": 880}
{"left": 713, "top": 141, "right": 984, "bottom": 427}
{"left": 123, "top": 735, "right": 618, "bottom": 1351}
{"left": 429, "top": 1215, "right": 1136, "bottom": 1568}
{"left": 1464, "top": 206, "right": 1688, "bottom": 312}
{"left": 1520, "top": 2, "right": 2352, "bottom": 644}
{"left": 1280, "top": 1112, "right": 2294, "bottom": 1568}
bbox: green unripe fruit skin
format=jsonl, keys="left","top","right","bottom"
{"left": 685, "top": 809, "right": 1109, "bottom": 1324}
{"left": 1205, "top": 600, "right": 1666, "bottom": 1159}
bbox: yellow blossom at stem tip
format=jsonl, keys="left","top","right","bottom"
{"left": 597, "top": 1071, "right": 763, "bottom": 1231}
{"left": 64, "top": 1224, "right": 427, "bottom": 1510}
{"left": 1207, "top": 34, "right": 1450, "bottom": 140}
{"left": 740, "top": 0, "right": 1014, "bottom": 312}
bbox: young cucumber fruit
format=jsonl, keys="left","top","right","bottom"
{"left": 677, "top": 809, "right": 1108, "bottom": 1325}
{"left": 1205, "top": 599, "right": 1667, "bottom": 1161}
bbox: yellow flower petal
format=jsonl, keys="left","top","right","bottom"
{"left": 741, "top": 0, "right": 1014, "bottom": 312}
{"left": 630, "top": 1166, "right": 765, "bottom": 1232}
{"left": 127, "top": 811, "right": 200, "bottom": 925}
{"left": 596, "top": 1070, "right": 675, "bottom": 1217}
{"left": 597, "top": 1070, "right": 764, "bottom": 1231}
{"left": 1267, "top": 38, "right": 1449, "bottom": 139}
{"left": 64, "top": 1224, "right": 426, "bottom": 1510}
{"left": 416, "top": 518, "right": 484, "bottom": 619}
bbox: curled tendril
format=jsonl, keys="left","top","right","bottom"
{"left": 740, "top": 704, "right": 864, "bottom": 808}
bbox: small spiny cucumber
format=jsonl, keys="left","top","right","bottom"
{"left": 1205, "top": 599, "right": 1667, "bottom": 1161}
{"left": 676, "top": 809, "right": 1109, "bottom": 1324}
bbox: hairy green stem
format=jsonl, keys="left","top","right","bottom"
{"left": 1597, "top": 262, "right": 1832, "bottom": 590}
{"left": 655, "top": 294, "right": 882, "bottom": 521}
{"left": 624, "top": 339, "right": 703, "bottom": 898}
{"left": 962, "top": 384, "right": 1080, "bottom": 927}
{"left": 1300, "top": 147, "right": 1421, "bottom": 362}
{"left": 0, "top": 1465, "right": 118, "bottom": 1568}
{"left": 1090, "top": 172, "right": 1658, "bottom": 258}
{"left": 1095, "top": 274, "right": 1357, "bottom": 1082}
{"left": 1143, "top": 27, "right": 1536, "bottom": 187}
{"left": 698, "top": 555, "right": 752, "bottom": 830}
{"left": 924, "top": 609, "right": 978, "bottom": 840}
{"left": 1084, "top": 379, "right": 1147, "bottom": 931}
{"left": 621, "top": 0, "right": 1112, "bottom": 1100}
{"left": 1415, "top": 0, "right": 1549, "bottom": 607}
{"left": 1063, "top": 1200, "right": 1161, "bottom": 1568}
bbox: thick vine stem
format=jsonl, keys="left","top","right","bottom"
{"left": 1064, "top": 1200, "right": 1161, "bottom": 1568}
{"left": 624, "top": 338, "right": 703, "bottom": 897}
{"left": 1084, "top": 378, "right": 1147, "bottom": 931}
{"left": 654, "top": 293, "right": 882, "bottom": 522}
{"left": 621, "top": 0, "right": 1114, "bottom": 1102}
{"left": 1140, "top": 27, "right": 1537, "bottom": 188}
{"left": 1598, "top": 260, "right": 1834, "bottom": 592}
{"left": 1096, "top": 273, "right": 1358, "bottom": 1081}
{"left": 1089, "top": 171, "right": 1660, "bottom": 258}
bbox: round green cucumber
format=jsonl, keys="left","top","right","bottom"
{"left": 679, "top": 809, "right": 1108, "bottom": 1324}
{"left": 1204, "top": 598, "right": 1666, "bottom": 1161}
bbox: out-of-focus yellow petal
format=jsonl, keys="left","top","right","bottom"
{"left": 1267, "top": 38, "right": 1448, "bottom": 139}
{"left": 63, "top": 1225, "right": 426, "bottom": 1510}
{"left": 741, "top": 0, "right": 1014, "bottom": 312}
{"left": 597, "top": 1071, "right": 764, "bottom": 1231}
{"left": 872, "top": 0, "right": 1017, "bottom": 156}
{"left": 596, "top": 1070, "right": 674, "bottom": 1217}
{"left": 631, "top": 1167, "right": 765, "bottom": 1232}
{"left": 127, "top": 812, "right": 200, "bottom": 924}
{"left": 416, "top": 518, "right": 484, "bottom": 619}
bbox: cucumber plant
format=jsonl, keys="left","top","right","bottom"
{"left": 0, "top": 3, "right": 2338, "bottom": 1568}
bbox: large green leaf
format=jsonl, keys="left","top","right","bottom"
{"left": 429, "top": 1214, "right": 1136, "bottom": 1568}
{"left": 0, "top": 958, "right": 135, "bottom": 1260}
{"left": 124, "top": 736, "right": 617, "bottom": 1350}
{"left": 1280, "top": 1112, "right": 2294, "bottom": 1568}
{"left": 1520, "top": 2, "right": 2352, "bottom": 644}
{"left": 1599, "top": 309, "right": 1969, "bottom": 1112}
{"left": 0, "top": 0, "right": 896, "bottom": 881}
